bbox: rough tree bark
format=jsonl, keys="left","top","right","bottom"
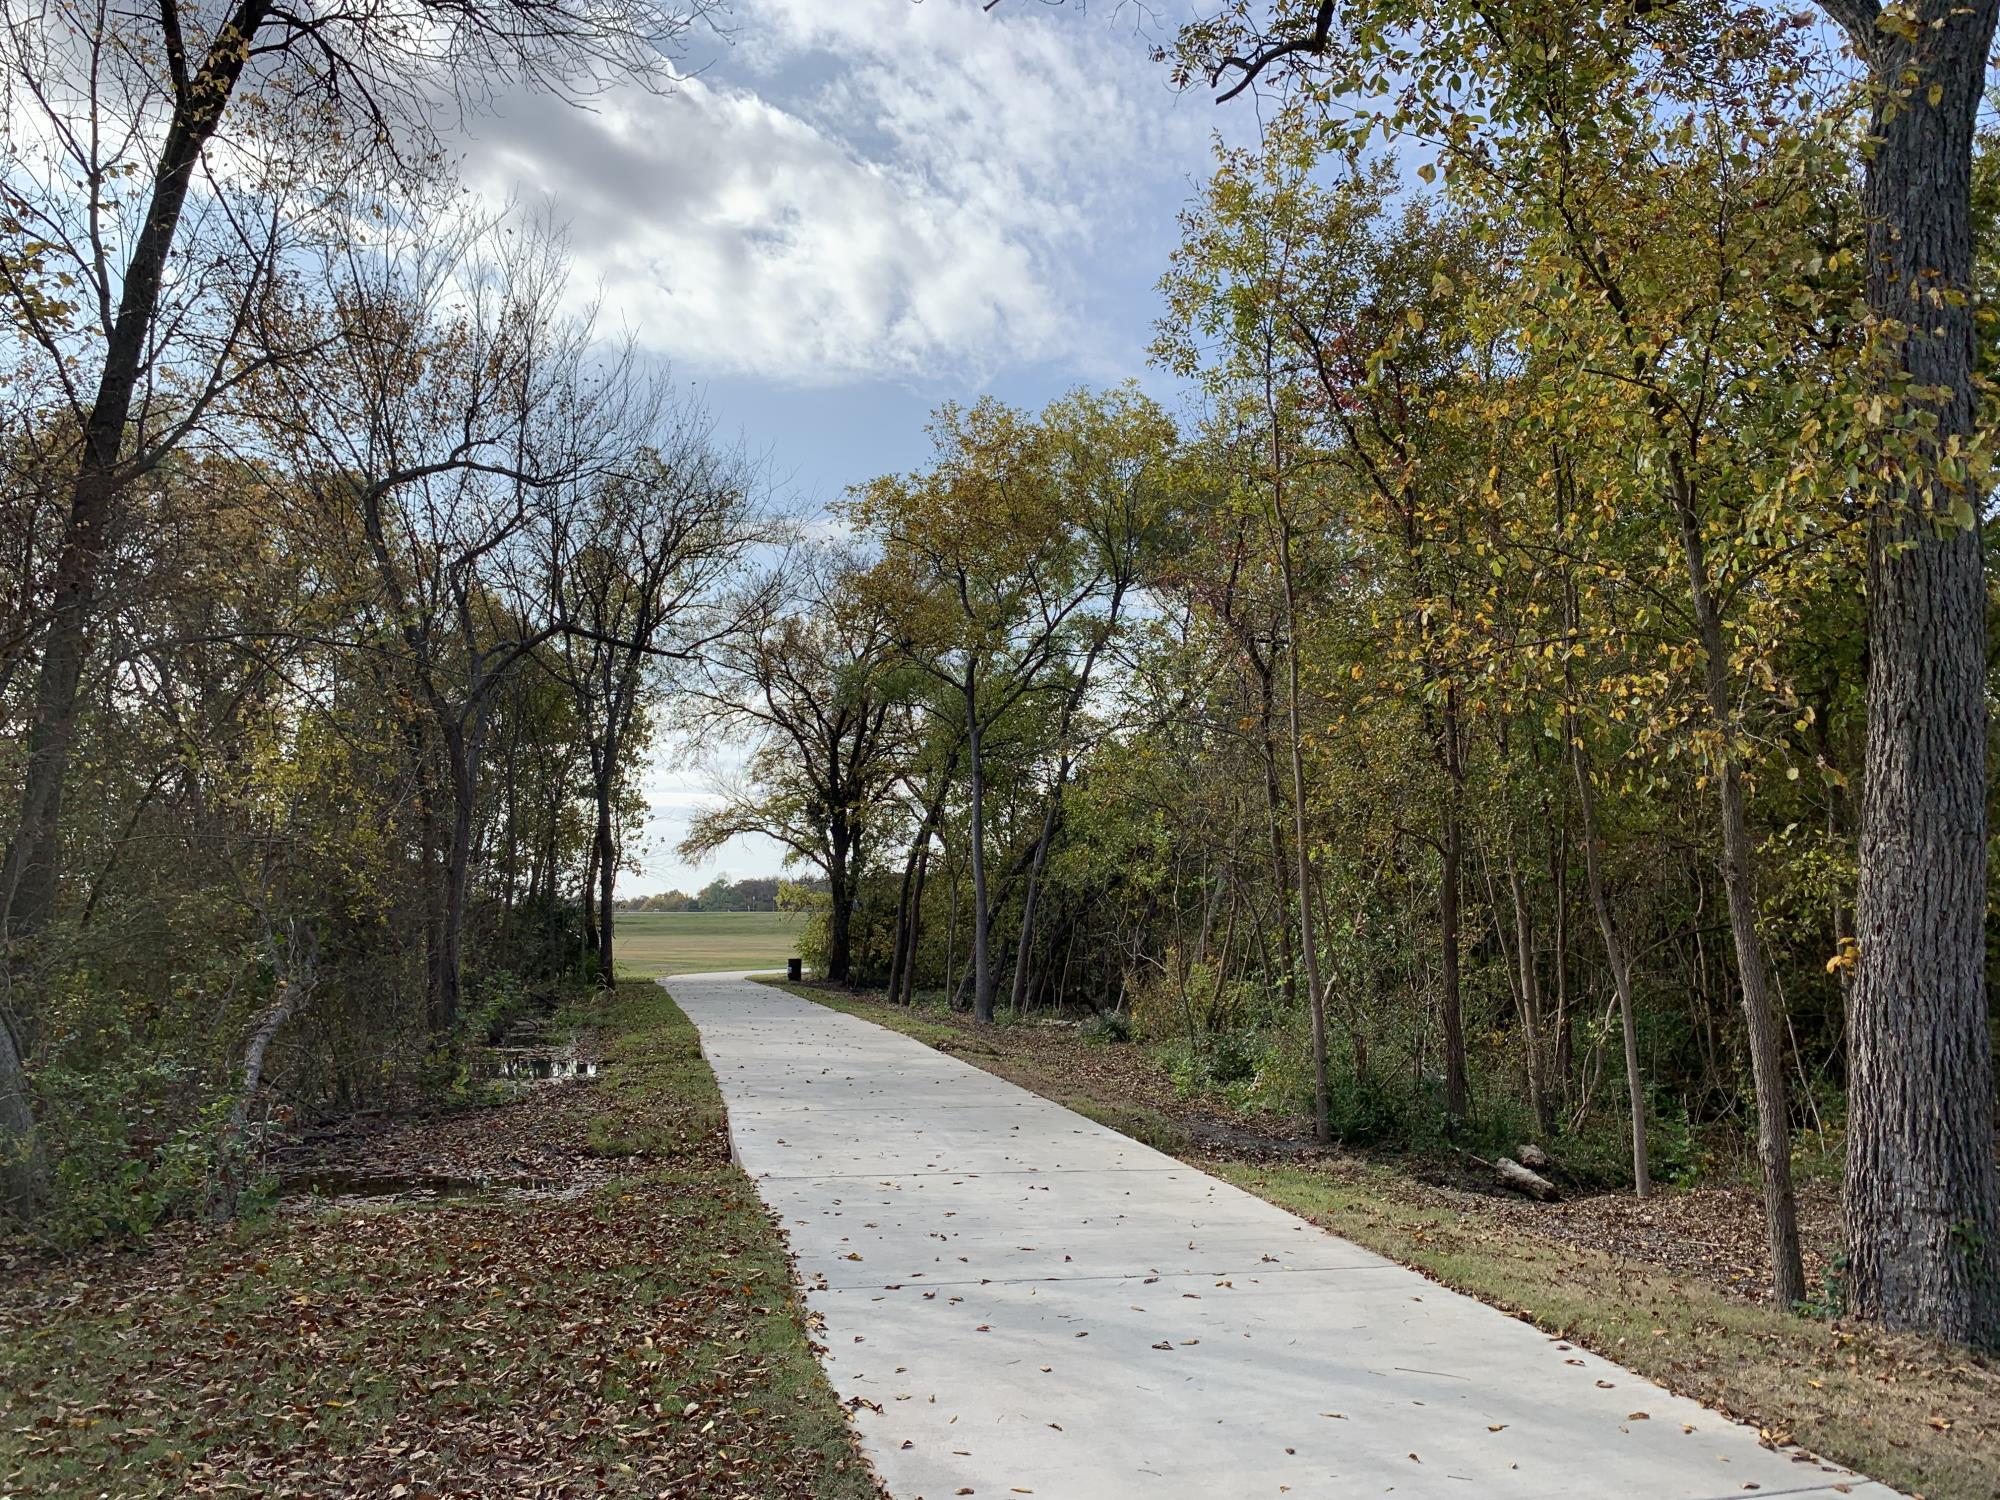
{"left": 1833, "top": 0, "right": 2000, "bottom": 1351}
{"left": 594, "top": 790, "right": 618, "bottom": 983}
{"left": 825, "top": 806, "right": 854, "bottom": 985}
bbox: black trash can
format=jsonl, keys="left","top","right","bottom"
{"left": 786, "top": 957, "right": 802, "bottom": 982}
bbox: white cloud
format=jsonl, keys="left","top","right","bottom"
{"left": 458, "top": 0, "right": 1206, "bottom": 385}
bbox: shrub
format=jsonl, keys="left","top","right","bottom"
{"left": 1080, "top": 1010, "right": 1131, "bottom": 1045}
{"left": 30, "top": 1050, "right": 233, "bottom": 1245}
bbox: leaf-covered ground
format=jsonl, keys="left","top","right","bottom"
{"left": 0, "top": 982, "right": 884, "bottom": 1500}
{"left": 782, "top": 981, "right": 2000, "bottom": 1500}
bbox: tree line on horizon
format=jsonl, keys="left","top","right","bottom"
{"left": 612, "top": 874, "right": 824, "bottom": 913}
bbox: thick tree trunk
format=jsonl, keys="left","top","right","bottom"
{"left": 826, "top": 839, "right": 853, "bottom": 985}
{"left": 1845, "top": 0, "right": 2000, "bottom": 1351}
{"left": 595, "top": 787, "right": 617, "bottom": 985}
{"left": 1572, "top": 738, "right": 1651, "bottom": 1199}
{"left": 1492, "top": 1156, "right": 1559, "bottom": 1202}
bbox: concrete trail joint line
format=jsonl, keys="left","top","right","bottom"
{"left": 668, "top": 971, "right": 1889, "bottom": 1500}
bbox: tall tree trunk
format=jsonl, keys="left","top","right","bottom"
{"left": 594, "top": 784, "right": 617, "bottom": 985}
{"left": 1670, "top": 459, "right": 1804, "bottom": 1306}
{"left": 1572, "top": 736, "right": 1651, "bottom": 1199}
{"left": 1845, "top": 0, "right": 2000, "bottom": 1350}
{"left": 900, "top": 845, "right": 930, "bottom": 1006}
{"left": 826, "top": 823, "right": 853, "bottom": 985}
{"left": 944, "top": 850, "right": 960, "bottom": 1010}
{"left": 436, "top": 725, "right": 477, "bottom": 1037}
{"left": 413, "top": 737, "right": 446, "bottom": 1033}
{"left": 1715, "top": 757, "right": 1804, "bottom": 1306}
{"left": 1550, "top": 806, "right": 1574, "bottom": 1094}
{"left": 887, "top": 838, "right": 922, "bottom": 1003}
{"left": 1009, "top": 794, "right": 1060, "bottom": 1014}
{"left": 0, "top": 1014, "right": 41, "bottom": 1214}
{"left": 1276, "top": 525, "right": 1329, "bottom": 1144}
{"left": 581, "top": 836, "right": 600, "bottom": 963}
{"left": 0, "top": 0, "right": 272, "bottom": 945}
{"left": 1507, "top": 853, "right": 1553, "bottom": 1138}
{"left": 501, "top": 736, "right": 521, "bottom": 917}
{"left": 967, "top": 708, "right": 995, "bottom": 1024}
{"left": 1439, "top": 790, "right": 1469, "bottom": 1121}
{"left": 1256, "top": 664, "right": 1299, "bottom": 1010}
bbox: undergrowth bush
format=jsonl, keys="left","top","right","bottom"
{"left": 30, "top": 1049, "right": 232, "bottom": 1245}
{"left": 1080, "top": 1010, "right": 1131, "bottom": 1044}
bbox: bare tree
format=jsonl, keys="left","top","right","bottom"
{"left": 548, "top": 410, "right": 755, "bottom": 984}
{"left": 267, "top": 215, "right": 653, "bottom": 1032}
{"left": 684, "top": 544, "right": 904, "bottom": 984}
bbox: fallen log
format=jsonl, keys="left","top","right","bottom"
{"left": 1493, "top": 1156, "right": 1559, "bottom": 1200}
{"left": 1463, "top": 1150, "right": 1560, "bottom": 1201}
{"left": 1516, "top": 1142, "right": 1552, "bottom": 1170}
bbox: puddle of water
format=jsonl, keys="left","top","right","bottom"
{"left": 477, "top": 1049, "right": 598, "bottom": 1082}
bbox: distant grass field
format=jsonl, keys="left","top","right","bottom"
{"left": 613, "top": 910, "right": 806, "bottom": 978}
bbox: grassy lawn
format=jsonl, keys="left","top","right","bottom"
{"left": 0, "top": 981, "right": 880, "bottom": 1500}
{"left": 765, "top": 979, "right": 2000, "bottom": 1500}
{"left": 614, "top": 910, "right": 806, "bottom": 978}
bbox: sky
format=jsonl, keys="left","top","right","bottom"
{"left": 458, "top": 0, "right": 1256, "bottom": 894}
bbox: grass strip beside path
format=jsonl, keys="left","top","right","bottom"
{"left": 0, "top": 980, "right": 882, "bottom": 1500}
{"left": 768, "top": 979, "right": 2000, "bottom": 1500}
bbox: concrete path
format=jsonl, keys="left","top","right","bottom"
{"left": 669, "top": 972, "right": 1883, "bottom": 1500}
